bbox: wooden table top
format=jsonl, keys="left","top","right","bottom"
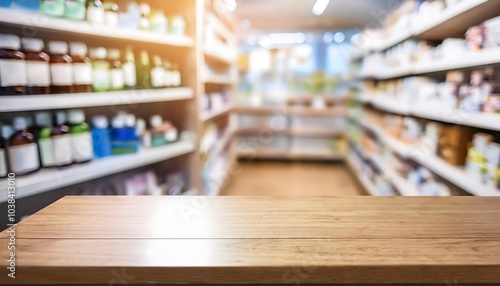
{"left": 1, "top": 196, "right": 500, "bottom": 284}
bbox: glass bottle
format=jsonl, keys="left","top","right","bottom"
{"left": 87, "top": 0, "right": 105, "bottom": 25}
{"left": 64, "top": 0, "right": 87, "bottom": 20}
{"left": 48, "top": 41, "right": 74, "bottom": 94}
{"left": 138, "top": 3, "right": 151, "bottom": 30}
{"left": 0, "top": 34, "right": 27, "bottom": 95}
{"left": 35, "top": 112, "right": 54, "bottom": 168}
{"left": 108, "top": 48, "right": 124, "bottom": 91}
{"left": 150, "top": 54, "right": 165, "bottom": 88}
{"left": 8, "top": 116, "right": 40, "bottom": 176}
{"left": 21, "top": 38, "right": 51, "bottom": 95}
{"left": 52, "top": 111, "right": 73, "bottom": 167}
{"left": 0, "top": 124, "right": 8, "bottom": 178}
{"left": 69, "top": 42, "right": 93, "bottom": 93}
{"left": 122, "top": 47, "right": 137, "bottom": 90}
{"left": 136, "top": 50, "right": 151, "bottom": 89}
{"left": 41, "top": 0, "right": 65, "bottom": 17}
{"left": 103, "top": 2, "right": 119, "bottom": 27}
{"left": 68, "top": 109, "right": 93, "bottom": 163}
{"left": 172, "top": 63, "right": 181, "bottom": 87}
{"left": 90, "top": 47, "right": 111, "bottom": 92}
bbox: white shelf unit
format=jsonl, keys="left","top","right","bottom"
{"left": 204, "top": 47, "right": 236, "bottom": 65}
{"left": 201, "top": 104, "right": 234, "bottom": 122}
{"left": 0, "top": 88, "right": 193, "bottom": 112}
{"left": 346, "top": 153, "right": 378, "bottom": 196}
{"left": 353, "top": 0, "right": 500, "bottom": 56}
{"left": 355, "top": 96, "right": 500, "bottom": 132}
{"left": 0, "top": 140, "right": 196, "bottom": 202}
{"left": 0, "top": 8, "right": 194, "bottom": 47}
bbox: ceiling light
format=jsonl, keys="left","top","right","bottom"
{"left": 312, "top": 0, "right": 329, "bottom": 16}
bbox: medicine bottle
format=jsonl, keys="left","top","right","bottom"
{"left": 90, "top": 47, "right": 111, "bottom": 92}
{"left": 52, "top": 111, "right": 73, "bottom": 167}
{"left": 8, "top": 116, "right": 40, "bottom": 176}
{"left": 136, "top": 50, "right": 151, "bottom": 89}
{"left": 87, "top": 0, "right": 105, "bottom": 25}
{"left": 91, "top": 115, "right": 112, "bottom": 158}
{"left": 21, "top": 38, "right": 51, "bottom": 95}
{"left": 108, "top": 48, "right": 125, "bottom": 91}
{"left": 0, "top": 124, "right": 8, "bottom": 178}
{"left": 151, "top": 54, "right": 165, "bottom": 88}
{"left": 69, "top": 42, "right": 93, "bottom": 93}
{"left": 68, "top": 109, "right": 94, "bottom": 163}
{"left": 122, "top": 47, "right": 137, "bottom": 90}
{"left": 35, "top": 112, "right": 54, "bottom": 168}
{"left": 64, "top": 0, "right": 86, "bottom": 20}
{"left": 48, "top": 41, "right": 74, "bottom": 94}
{"left": 0, "top": 34, "right": 27, "bottom": 95}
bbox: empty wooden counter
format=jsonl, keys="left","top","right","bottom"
{"left": 1, "top": 196, "right": 500, "bottom": 284}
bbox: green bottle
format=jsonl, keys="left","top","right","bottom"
{"left": 41, "top": 0, "right": 65, "bottom": 17}
{"left": 90, "top": 47, "right": 111, "bottom": 92}
{"left": 136, "top": 50, "right": 151, "bottom": 89}
{"left": 64, "top": 0, "right": 86, "bottom": 20}
{"left": 68, "top": 109, "right": 93, "bottom": 163}
{"left": 35, "top": 112, "right": 54, "bottom": 168}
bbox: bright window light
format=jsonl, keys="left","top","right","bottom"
{"left": 312, "top": 0, "right": 329, "bottom": 16}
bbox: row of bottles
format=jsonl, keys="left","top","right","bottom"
{"left": 0, "top": 34, "right": 182, "bottom": 95}
{"left": 1, "top": 1, "right": 186, "bottom": 36}
{"left": 0, "top": 110, "right": 179, "bottom": 178}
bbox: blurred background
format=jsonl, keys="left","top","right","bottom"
{"left": 0, "top": 0, "right": 499, "bottom": 226}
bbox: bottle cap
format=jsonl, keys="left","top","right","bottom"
{"left": 35, "top": 112, "right": 52, "bottom": 127}
{"left": 13, "top": 117, "right": 28, "bottom": 131}
{"left": 21, "top": 38, "right": 44, "bottom": 52}
{"left": 55, "top": 111, "right": 67, "bottom": 125}
{"left": 69, "top": 42, "right": 88, "bottom": 56}
{"left": 112, "top": 116, "right": 125, "bottom": 128}
{"left": 92, "top": 116, "right": 109, "bottom": 129}
{"left": 89, "top": 47, "right": 107, "bottom": 60}
{"left": 48, "top": 41, "right": 68, "bottom": 55}
{"left": 150, "top": 115, "right": 163, "bottom": 128}
{"left": 68, "top": 109, "right": 86, "bottom": 124}
{"left": 108, "top": 48, "right": 120, "bottom": 60}
{"left": 1, "top": 125, "right": 14, "bottom": 140}
{"left": 0, "top": 34, "right": 20, "bottom": 50}
{"left": 125, "top": 114, "right": 136, "bottom": 127}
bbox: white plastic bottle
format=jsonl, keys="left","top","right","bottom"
{"left": 68, "top": 109, "right": 94, "bottom": 163}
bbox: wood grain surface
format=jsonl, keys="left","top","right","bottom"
{"left": 1, "top": 196, "right": 500, "bottom": 284}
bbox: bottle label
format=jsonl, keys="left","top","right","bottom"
{"left": 87, "top": 6, "right": 105, "bottom": 24}
{"left": 38, "top": 138, "right": 55, "bottom": 167}
{"left": 27, "top": 61, "right": 51, "bottom": 87}
{"left": 0, "top": 149, "right": 7, "bottom": 177}
{"left": 0, "top": 59, "right": 27, "bottom": 87}
{"left": 51, "top": 63, "right": 74, "bottom": 86}
{"left": 93, "top": 68, "right": 110, "bottom": 90}
{"left": 174, "top": 71, "right": 181, "bottom": 86}
{"left": 73, "top": 62, "right": 93, "bottom": 85}
{"left": 71, "top": 132, "right": 93, "bottom": 162}
{"left": 151, "top": 67, "right": 165, "bottom": 88}
{"left": 110, "top": 69, "right": 125, "bottom": 90}
{"left": 53, "top": 134, "right": 73, "bottom": 166}
{"left": 122, "top": 62, "right": 137, "bottom": 87}
{"left": 8, "top": 143, "right": 40, "bottom": 174}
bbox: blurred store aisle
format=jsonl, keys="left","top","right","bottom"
{"left": 222, "top": 162, "right": 364, "bottom": 196}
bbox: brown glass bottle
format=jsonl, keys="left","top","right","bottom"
{"left": 69, "top": 42, "right": 92, "bottom": 93}
{"left": 8, "top": 117, "right": 40, "bottom": 176}
{"left": 21, "top": 38, "right": 51, "bottom": 95}
{"left": 48, "top": 41, "right": 74, "bottom": 94}
{"left": 0, "top": 34, "right": 27, "bottom": 95}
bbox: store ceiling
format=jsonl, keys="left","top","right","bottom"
{"left": 235, "top": 0, "right": 403, "bottom": 31}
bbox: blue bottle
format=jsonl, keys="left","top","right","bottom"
{"left": 110, "top": 114, "right": 139, "bottom": 155}
{"left": 91, "top": 116, "right": 112, "bottom": 158}
{"left": 12, "top": 0, "right": 40, "bottom": 11}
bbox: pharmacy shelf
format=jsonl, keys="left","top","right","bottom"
{"left": 352, "top": 0, "right": 500, "bottom": 56}
{"left": 0, "top": 88, "right": 193, "bottom": 112}
{"left": 213, "top": 129, "right": 234, "bottom": 156}
{"left": 370, "top": 154, "right": 420, "bottom": 196}
{"left": 201, "top": 104, "right": 234, "bottom": 122}
{"left": 0, "top": 8, "right": 194, "bottom": 47}
{"left": 235, "top": 106, "right": 346, "bottom": 116}
{"left": 413, "top": 48, "right": 500, "bottom": 74}
{"left": 203, "top": 75, "right": 237, "bottom": 85}
{"left": 356, "top": 96, "right": 500, "bottom": 132}
{"left": 412, "top": 104, "right": 500, "bottom": 132}
{"left": 238, "top": 149, "right": 343, "bottom": 161}
{"left": 238, "top": 128, "right": 344, "bottom": 138}
{"left": 414, "top": 154, "right": 500, "bottom": 197}
{"left": 0, "top": 140, "right": 196, "bottom": 202}
{"left": 354, "top": 118, "right": 499, "bottom": 196}
{"left": 205, "top": 12, "right": 235, "bottom": 43}
{"left": 346, "top": 153, "right": 378, "bottom": 196}
{"left": 413, "top": 0, "right": 500, "bottom": 40}
{"left": 204, "top": 47, "right": 236, "bottom": 65}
